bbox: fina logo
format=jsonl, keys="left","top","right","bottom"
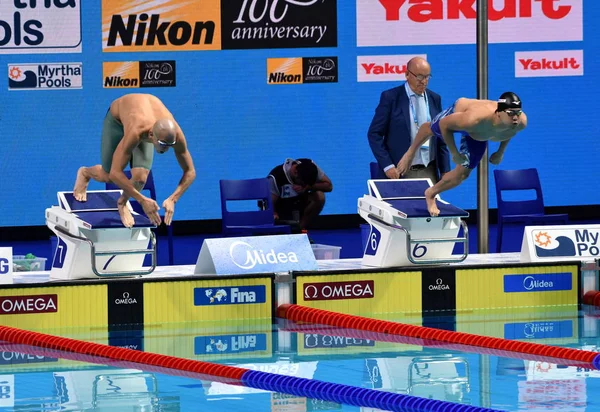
{"left": 523, "top": 276, "right": 554, "bottom": 291}
{"left": 205, "top": 289, "right": 228, "bottom": 303}
{"left": 429, "top": 278, "right": 449, "bottom": 291}
{"left": 524, "top": 322, "right": 554, "bottom": 338}
{"left": 229, "top": 241, "right": 298, "bottom": 270}
{"left": 205, "top": 338, "right": 228, "bottom": 353}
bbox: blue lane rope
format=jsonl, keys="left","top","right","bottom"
{"left": 241, "top": 369, "right": 504, "bottom": 412}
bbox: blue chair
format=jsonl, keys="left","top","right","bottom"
{"left": 493, "top": 168, "right": 569, "bottom": 253}
{"left": 370, "top": 162, "right": 386, "bottom": 179}
{"left": 106, "top": 170, "right": 174, "bottom": 265}
{"left": 220, "top": 178, "right": 291, "bottom": 236}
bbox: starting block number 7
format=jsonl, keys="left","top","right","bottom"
{"left": 53, "top": 238, "right": 68, "bottom": 269}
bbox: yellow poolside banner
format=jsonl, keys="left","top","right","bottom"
{"left": 456, "top": 264, "right": 579, "bottom": 311}
{"left": 295, "top": 272, "right": 422, "bottom": 316}
{"left": 143, "top": 276, "right": 272, "bottom": 324}
{"left": 0, "top": 285, "right": 108, "bottom": 330}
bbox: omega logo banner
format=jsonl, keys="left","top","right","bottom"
{"left": 303, "top": 280, "right": 374, "bottom": 301}
{"left": 194, "top": 234, "right": 318, "bottom": 275}
{"left": 421, "top": 269, "right": 456, "bottom": 316}
{"left": 357, "top": 0, "right": 583, "bottom": 47}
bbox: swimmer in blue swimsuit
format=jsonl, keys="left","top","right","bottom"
{"left": 397, "top": 92, "right": 528, "bottom": 216}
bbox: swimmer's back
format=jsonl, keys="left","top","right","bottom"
{"left": 110, "top": 94, "right": 174, "bottom": 124}
{"left": 454, "top": 97, "right": 497, "bottom": 114}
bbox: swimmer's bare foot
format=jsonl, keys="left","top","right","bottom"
{"left": 73, "top": 167, "right": 90, "bottom": 202}
{"left": 425, "top": 188, "right": 440, "bottom": 217}
{"left": 118, "top": 203, "right": 135, "bottom": 228}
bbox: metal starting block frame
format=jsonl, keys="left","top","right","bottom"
{"left": 45, "top": 190, "right": 157, "bottom": 280}
{"left": 358, "top": 179, "right": 469, "bottom": 267}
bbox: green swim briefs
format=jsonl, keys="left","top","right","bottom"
{"left": 101, "top": 110, "right": 154, "bottom": 173}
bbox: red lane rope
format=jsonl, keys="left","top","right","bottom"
{"left": 584, "top": 291, "right": 600, "bottom": 307}
{"left": 278, "top": 304, "right": 598, "bottom": 366}
{"left": 0, "top": 325, "right": 247, "bottom": 381}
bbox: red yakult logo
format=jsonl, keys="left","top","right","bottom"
{"left": 378, "top": 0, "right": 571, "bottom": 22}
{"left": 357, "top": 54, "right": 425, "bottom": 82}
{"left": 357, "top": 0, "right": 582, "bottom": 46}
{"left": 515, "top": 50, "right": 583, "bottom": 77}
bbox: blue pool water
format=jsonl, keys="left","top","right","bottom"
{"left": 1, "top": 307, "right": 600, "bottom": 411}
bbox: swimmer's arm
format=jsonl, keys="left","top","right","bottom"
{"left": 169, "top": 130, "right": 196, "bottom": 204}
{"left": 109, "top": 128, "right": 147, "bottom": 204}
{"left": 406, "top": 122, "right": 434, "bottom": 155}
{"left": 310, "top": 173, "right": 333, "bottom": 193}
{"left": 495, "top": 139, "right": 511, "bottom": 155}
{"left": 439, "top": 112, "right": 477, "bottom": 155}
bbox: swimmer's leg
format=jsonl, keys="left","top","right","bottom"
{"left": 73, "top": 165, "right": 110, "bottom": 202}
{"left": 425, "top": 165, "right": 471, "bottom": 216}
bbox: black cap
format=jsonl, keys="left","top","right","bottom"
{"left": 497, "top": 92, "right": 522, "bottom": 112}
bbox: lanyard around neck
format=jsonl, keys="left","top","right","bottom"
{"left": 405, "top": 83, "right": 431, "bottom": 127}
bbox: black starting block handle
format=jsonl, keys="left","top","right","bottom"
{"left": 55, "top": 226, "right": 157, "bottom": 277}
{"left": 367, "top": 214, "right": 469, "bottom": 265}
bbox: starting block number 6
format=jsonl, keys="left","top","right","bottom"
{"left": 365, "top": 226, "right": 382, "bottom": 256}
{"left": 412, "top": 243, "right": 427, "bottom": 258}
{"left": 370, "top": 233, "right": 378, "bottom": 251}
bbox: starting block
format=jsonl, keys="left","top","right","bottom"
{"left": 358, "top": 179, "right": 469, "bottom": 267}
{"left": 45, "top": 190, "right": 157, "bottom": 280}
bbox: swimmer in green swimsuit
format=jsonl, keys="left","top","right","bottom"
{"left": 73, "top": 93, "right": 196, "bottom": 228}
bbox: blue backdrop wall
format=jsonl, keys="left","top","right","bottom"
{"left": 0, "top": 0, "right": 592, "bottom": 227}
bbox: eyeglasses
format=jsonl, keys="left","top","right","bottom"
{"left": 505, "top": 109, "right": 522, "bottom": 117}
{"left": 407, "top": 69, "right": 432, "bottom": 82}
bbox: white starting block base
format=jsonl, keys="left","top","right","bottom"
{"left": 358, "top": 179, "right": 469, "bottom": 268}
{"left": 45, "top": 191, "right": 156, "bottom": 280}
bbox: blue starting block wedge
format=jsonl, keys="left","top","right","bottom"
{"left": 358, "top": 179, "right": 469, "bottom": 267}
{"left": 45, "top": 190, "right": 157, "bottom": 280}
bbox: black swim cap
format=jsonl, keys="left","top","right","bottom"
{"left": 496, "top": 92, "right": 522, "bottom": 112}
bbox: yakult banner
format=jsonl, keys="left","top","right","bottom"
{"left": 515, "top": 49, "right": 583, "bottom": 78}
{"left": 357, "top": 54, "right": 425, "bottom": 82}
{"left": 357, "top": 0, "right": 583, "bottom": 46}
